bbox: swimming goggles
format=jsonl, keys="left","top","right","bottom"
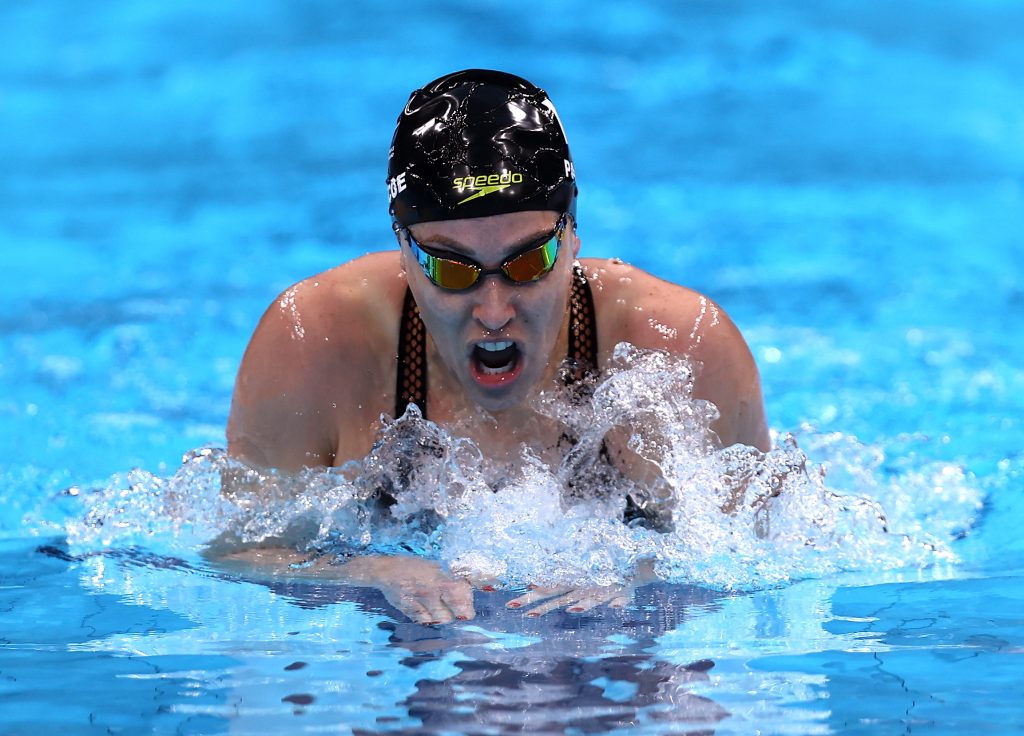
{"left": 399, "top": 214, "right": 568, "bottom": 291}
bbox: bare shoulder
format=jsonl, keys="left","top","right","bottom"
{"left": 581, "top": 257, "right": 770, "bottom": 450}
{"left": 581, "top": 258, "right": 730, "bottom": 354}
{"left": 227, "top": 252, "right": 407, "bottom": 470}
{"left": 241, "top": 251, "right": 406, "bottom": 377}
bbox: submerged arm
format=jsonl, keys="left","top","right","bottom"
{"left": 207, "top": 545, "right": 476, "bottom": 625}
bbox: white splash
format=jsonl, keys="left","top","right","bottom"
{"left": 56, "top": 344, "right": 984, "bottom": 591}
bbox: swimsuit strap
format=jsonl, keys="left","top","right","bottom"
{"left": 394, "top": 264, "right": 598, "bottom": 420}
{"left": 566, "top": 263, "right": 599, "bottom": 383}
{"left": 396, "top": 287, "right": 428, "bottom": 419}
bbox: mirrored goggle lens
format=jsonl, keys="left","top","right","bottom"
{"left": 501, "top": 235, "right": 559, "bottom": 283}
{"left": 422, "top": 254, "right": 480, "bottom": 290}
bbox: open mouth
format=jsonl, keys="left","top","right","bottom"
{"left": 470, "top": 340, "right": 522, "bottom": 387}
{"left": 473, "top": 340, "right": 518, "bottom": 374}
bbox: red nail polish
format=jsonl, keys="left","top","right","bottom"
{"left": 568, "top": 607, "right": 584, "bottom": 612}
{"left": 507, "top": 602, "right": 521, "bottom": 608}
{"left": 456, "top": 615, "right": 469, "bottom": 621}
{"left": 481, "top": 585, "right": 496, "bottom": 592}
{"left": 526, "top": 612, "right": 539, "bottom": 618}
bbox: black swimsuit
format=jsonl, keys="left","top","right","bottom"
{"left": 395, "top": 263, "right": 598, "bottom": 419}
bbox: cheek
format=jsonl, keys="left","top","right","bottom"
{"left": 526, "top": 283, "right": 571, "bottom": 335}
{"left": 434, "top": 293, "right": 471, "bottom": 325}
{"left": 411, "top": 288, "right": 469, "bottom": 349}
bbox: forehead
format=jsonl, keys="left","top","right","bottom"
{"left": 409, "top": 210, "right": 560, "bottom": 256}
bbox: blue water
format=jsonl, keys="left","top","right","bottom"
{"left": 3, "top": 1, "right": 1024, "bottom": 733}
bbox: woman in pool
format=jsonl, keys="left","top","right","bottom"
{"left": 225, "top": 69, "right": 770, "bottom": 624}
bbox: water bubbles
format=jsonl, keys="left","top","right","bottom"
{"left": 648, "top": 318, "right": 678, "bottom": 340}
{"left": 278, "top": 285, "right": 305, "bottom": 340}
{"left": 56, "top": 345, "right": 984, "bottom": 592}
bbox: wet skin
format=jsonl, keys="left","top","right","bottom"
{"left": 224, "top": 210, "right": 770, "bottom": 623}
{"left": 398, "top": 212, "right": 577, "bottom": 414}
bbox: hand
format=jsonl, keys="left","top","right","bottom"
{"left": 504, "top": 560, "right": 656, "bottom": 617}
{"left": 205, "top": 545, "right": 476, "bottom": 625}
{"left": 339, "top": 555, "right": 476, "bottom": 625}
{"left": 505, "top": 583, "right": 634, "bottom": 617}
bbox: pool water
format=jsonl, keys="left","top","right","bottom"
{"left": 3, "top": 1, "right": 1024, "bottom": 733}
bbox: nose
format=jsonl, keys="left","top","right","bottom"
{"left": 471, "top": 277, "right": 516, "bottom": 332}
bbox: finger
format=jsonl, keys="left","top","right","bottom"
{"left": 440, "top": 581, "right": 476, "bottom": 622}
{"left": 469, "top": 575, "right": 502, "bottom": 592}
{"left": 386, "top": 584, "right": 452, "bottom": 625}
{"left": 416, "top": 592, "right": 456, "bottom": 625}
{"left": 607, "top": 594, "right": 630, "bottom": 609}
{"left": 506, "top": 585, "right": 571, "bottom": 610}
{"left": 524, "top": 591, "right": 581, "bottom": 617}
{"left": 566, "top": 586, "right": 629, "bottom": 613}
{"left": 387, "top": 593, "right": 435, "bottom": 625}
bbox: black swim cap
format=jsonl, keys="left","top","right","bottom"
{"left": 387, "top": 69, "right": 577, "bottom": 227}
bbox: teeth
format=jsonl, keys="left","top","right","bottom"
{"left": 476, "top": 340, "right": 514, "bottom": 352}
{"left": 473, "top": 340, "right": 517, "bottom": 376}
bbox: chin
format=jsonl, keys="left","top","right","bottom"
{"left": 461, "top": 374, "right": 537, "bottom": 413}
{"left": 470, "top": 389, "right": 529, "bottom": 413}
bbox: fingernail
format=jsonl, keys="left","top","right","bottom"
{"left": 507, "top": 602, "right": 521, "bottom": 609}
{"left": 456, "top": 615, "right": 469, "bottom": 621}
{"left": 526, "top": 612, "right": 540, "bottom": 618}
{"left": 568, "top": 607, "right": 584, "bottom": 613}
{"left": 481, "top": 585, "right": 496, "bottom": 592}
{"left": 426, "top": 621, "right": 440, "bottom": 626}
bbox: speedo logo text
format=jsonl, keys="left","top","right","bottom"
{"left": 453, "top": 171, "right": 524, "bottom": 205}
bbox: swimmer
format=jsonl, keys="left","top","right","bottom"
{"left": 221, "top": 69, "right": 770, "bottom": 624}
